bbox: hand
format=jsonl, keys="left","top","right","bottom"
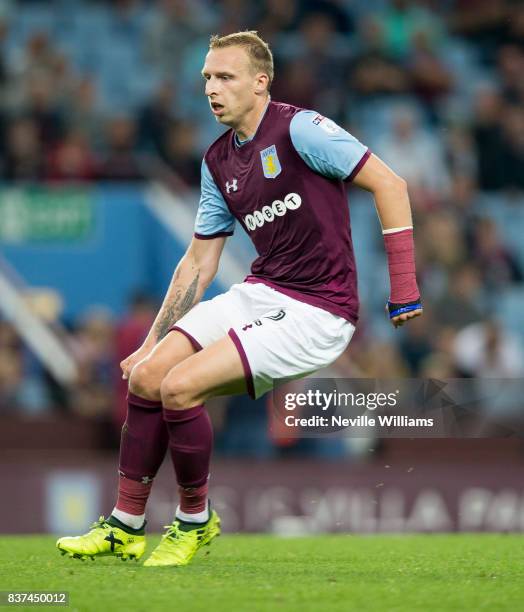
{"left": 389, "top": 307, "right": 423, "bottom": 328}
{"left": 386, "top": 299, "right": 423, "bottom": 329}
{"left": 120, "top": 343, "right": 155, "bottom": 380}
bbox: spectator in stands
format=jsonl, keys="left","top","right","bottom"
{"left": 375, "top": 104, "right": 450, "bottom": 207}
{"left": 144, "top": 0, "right": 214, "bottom": 76}
{"left": 445, "top": 128, "right": 478, "bottom": 192}
{"left": 506, "top": 3, "right": 524, "bottom": 50}
{"left": 0, "top": 9, "right": 8, "bottom": 97}
{"left": 354, "top": 340, "right": 410, "bottom": 378}
{"left": 217, "top": 0, "right": 255, "bottom": 33}
{"left": 471, "top": 217, "right": 523, "bottom": 289}
{"left": 254, "top": 0, "right": 300, "bottom": 42}
{"left": 160, "top": 120, "right": 201, "bottom": 186}
{"left": 108, "top": 0, "right": 144, "bottom": 42}
{"left": 64, "top": 78, "right": 104, "bottom": 151}
{"left": 271, "top": 58, "right": 317, "bottom": 110}
{"left": 433, "top": 263, "right": 484, "bottom": 330}
{"left": 381, "top": 0, "right": 445, "bottom": 61}
{"left": 449, "top": 0, "right": 509, "bottom": 62}
{"left": 113, "top": 292, "right": 157, "bottom": 429}
{"left": 415, "top": 210, "right": 467, "bottom": 291}
{"left": 0, "top": 325, "right": 52, "bottom": 415}
{"left": 45, "top": 129, "right": 97, "bottom": 182}
{"left": 137, "top": 80, "right": 176, "bottom": 154}
{"left": 2, "top": 117, "right": 44, "bottom": 181}
{"left": 399, "top": 308, "right": 435, "bottom": 375}
{"left": 69, "top": 309, "right": 116, "bottom": 418}
{"left": 500, "top": 105, "right": 524, "bottom": 190}
{"left": 97, "top": 116, "right": 143, "bottom": 181}
{"left": 350, "top": 15, "right": 409, "bottom": 97}
{"left": 453, "top": 320, "right": 524, "bottom": 378}
{"left": 23, "top": 75, "right": 65, "bottom": 147}
{"left": 496, "top": 44, "right": 524, "bottom": 105}
{"left": 471, "top": 84, "right": 508, "bottom": 191}
{"left": 421, "top": 325, "right": 461, "bottom": 378}
{"left": 0, "top": 15, "right": 6, "bottom": 158}
{"left": 419, "top": 350, "right": 458, "bottom": 378}
{"left": 408, "top": 29, "right": 452, "bottom": 113}
{"left": 292, "top": 12, "right": 352, "bottom": 117}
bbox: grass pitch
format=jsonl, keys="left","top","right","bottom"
{"left": 0, "top": 534, "right": 522, "bottom": 611}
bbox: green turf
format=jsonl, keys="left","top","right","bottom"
{"left": 0, "top": 534, "right": 522, "bottom": 612}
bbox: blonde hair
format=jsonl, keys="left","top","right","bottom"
{"left": 209, "top": 31, "right": 274, "bottom": 90}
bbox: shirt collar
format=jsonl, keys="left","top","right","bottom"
{"left": 234, "top": 97, "right": 271, "bottom": 148}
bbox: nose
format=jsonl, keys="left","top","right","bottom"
{"left": 205, "top": 76, "right": 218, "bottom": 97}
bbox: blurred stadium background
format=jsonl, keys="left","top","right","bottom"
{"left": 0, "top": 0, "right": 523, "bottom": 536}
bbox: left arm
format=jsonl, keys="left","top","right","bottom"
{"left": 289, "top": 111, "right": 422, "bottom": 327}
{"left": 352, "top": 153, "right": 422, "bottom": 327}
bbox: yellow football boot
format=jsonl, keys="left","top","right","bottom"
{"left": 143, "top": 510, "right": 221, "bottom": 567}
{"left": 56, "top": 516, "right": 146, "bottom": 561}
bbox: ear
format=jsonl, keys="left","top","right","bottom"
{"left": 254, "top": 73, "right": 269, "bottom": 95}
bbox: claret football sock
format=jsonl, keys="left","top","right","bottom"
{"left": 115, "top": 393, "right": 169, "bottom": 520}
{"left": 115, "top": 473, "right": 153, "bottom": 518}
{"left": 163, "top": 405, "right": 213, "bottom": 514}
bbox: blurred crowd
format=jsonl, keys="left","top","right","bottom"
{"left": 0, "top": 0, "right": 522, "bottom": 187}
{"left": 1, "top": 0, "right": 524, "bottom": 456}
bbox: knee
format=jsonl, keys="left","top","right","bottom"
{"left": 128, "top": 360, "right": 162, "bottom": 401}
{"left": 160, "top": 372, "right": 196, "bottom": 410}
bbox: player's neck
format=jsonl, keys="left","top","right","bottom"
{"left": 234, "top": 96, "right": 270, "bottom": 142}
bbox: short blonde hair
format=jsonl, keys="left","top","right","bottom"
{"left": 209, "top": 31, "right": 274, "bottom": 90}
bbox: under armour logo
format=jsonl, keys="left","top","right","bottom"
{"left": 141, "top": 476, "right": 153, "bottom": 484}
{"left": 226, "top": 179, "right": 238, "bottom": 193}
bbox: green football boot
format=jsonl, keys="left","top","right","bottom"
{"left": 56, "top": 516, "right": 146, "bottom": 561}
{"left": 143, "top": 510, "right": 221, "bottom": 567}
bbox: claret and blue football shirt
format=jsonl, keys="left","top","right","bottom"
{"left": 194, "top": 101, "right": 370, "bottom": 324}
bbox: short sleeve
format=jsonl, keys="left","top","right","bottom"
{"left": 194, "top": 160, "right": 236, "bottom": 239}
{"left": 289, "top": 110, "right": 370, "bottom": 181}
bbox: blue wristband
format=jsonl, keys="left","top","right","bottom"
{"left": 387, "top": 301, "right": 422, "bottom": 319}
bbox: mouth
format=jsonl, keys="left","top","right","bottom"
{"left": 210, "top": 101, "right": 225, "bottom": 115}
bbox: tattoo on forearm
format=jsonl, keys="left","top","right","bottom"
{"left": 154, "top": 272, "right": 200, "bottom": 340}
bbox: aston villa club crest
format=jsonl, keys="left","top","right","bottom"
{"left": 260, "top": 144, "right": 282, "bottom": 179}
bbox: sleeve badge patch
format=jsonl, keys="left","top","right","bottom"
{"left": 312, "top": 114, "right": 341, "bottom": 135}
{"left": 320, "top": 118, "right": 341, "bottom": 136}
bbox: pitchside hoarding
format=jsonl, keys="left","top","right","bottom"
{"left": 1, "top": 456, "right": 523, "bottom": 534}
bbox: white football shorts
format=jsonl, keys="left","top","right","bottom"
{"left": 172, "top": 282, "right": 355, "bottom": 399}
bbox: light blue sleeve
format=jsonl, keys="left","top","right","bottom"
{"left": 289, "top": 110, "right": 369, "bottom": 181}
{"left": 194, "top": 160, "right": 236, "bottom": 238}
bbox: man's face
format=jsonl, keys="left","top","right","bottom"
{"left": 202, "top": 47, "right": 262, "bottom": 128}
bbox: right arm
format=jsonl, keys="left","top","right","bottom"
{"left": 121, "top": 157, "right": 235, "bottom": 379}
{"left": 149, "top": 236, "right": 227, "bottom": 343}
{"left": 153, "top": 158, "right": 234, "bottom": 342}
{"left": 121, "top": 236, "right": 227, "bottom": 379}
